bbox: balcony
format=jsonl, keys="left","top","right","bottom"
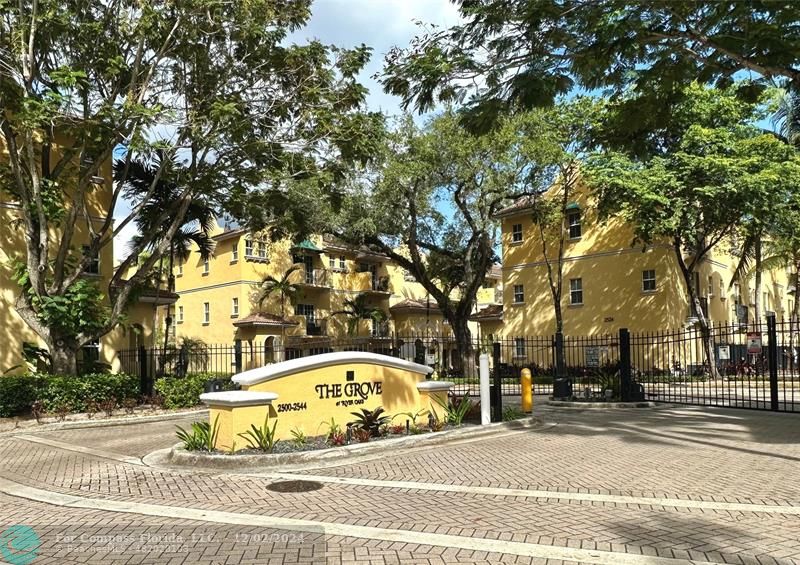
{"left": 295, "top": 268, "right": 330, "bottom": 289}
{"left": 287, "top": 315, "right": 329, "bottom": 337}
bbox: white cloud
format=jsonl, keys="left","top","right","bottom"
{"left": 291, "top": 0, "right": 463, "bottom": 114}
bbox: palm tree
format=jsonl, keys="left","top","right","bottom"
{"left": 115, "top": 153, "right": 216, "bottom": 371}
{"left": 730, "top": 226, "right": 765, "bottom": 327}
{"left": 256, "top": 265, "right": 301, "bottom": 348}
{"left": 730, "top": 84, "right": 800, "bottom": 328}
{"left": 332, "top": 293, "right": 387, "bottom": 336}
{"left": 773, "top": 84, "right": 800, "bottom": 149}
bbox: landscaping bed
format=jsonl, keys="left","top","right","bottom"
{"left": 0, "top": 371, "right": 233, "bottom": 424}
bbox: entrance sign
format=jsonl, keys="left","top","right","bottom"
{"left": 201, "top": 352, "right": 453, "bottom": 451}
{"left": 746, "top": 332, "right": 762, "bottom": 354}
{"left": 718, "top": 345, "right": 730, "bottom": 360}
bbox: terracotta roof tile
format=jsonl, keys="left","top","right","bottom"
{"left": 232, "top": 312, "right": 299, "bottom": 328}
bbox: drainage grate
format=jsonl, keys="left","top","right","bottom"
{"left": 265, "top": 480, "right": 324, "bottom": 493}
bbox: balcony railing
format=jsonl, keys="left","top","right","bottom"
{"left": 372, "top": 276, "right": 390, "bottom": 292}
{"left": 299, "top": 268, "right": 330, "bottom": 287}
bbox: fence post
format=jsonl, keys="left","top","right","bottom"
{"left": 479, "top": 352, "right": 491, "bottom": 425}
{"left": 491, "top": 341, "right": 502, "bottom": 422}
{"left": 234, "top": 339, "right": 243, "bottom": 375}
{"left": 766, "top": 313, "right": 779, "bottom": 411}
{"left": 553, "top": 331, "right": 565, "bottom": 399}
{"left": 619, "top": 328, "right": 632, "bottom": 402}
{"left": 138, "top": 345, "right": 150, "bottom": 397}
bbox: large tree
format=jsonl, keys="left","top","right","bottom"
{"left": 382, "top": 0, "right": 800, "bottom": 131}
{"left": 586, "top": 85, "right": 800, "bottom": 375}
{"left": 0, "top": 1, "right": 381, "bottom": 373}
{"left": 335, "top": 112, "right": 539, "bottom": 372}
{"left": 515, "top": 99, "right": 598, "bottom": 363}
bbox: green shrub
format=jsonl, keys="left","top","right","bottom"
{"left": 36, "top": 373, "right": 138, "bottom": 412}
{"left": 238, "top": 414, "right": 279, "bottom": 452}
{"left": 0, "top": 372, "right": 138, "bottom": 417}
{"left": 0, "top": 375, "right": 41, "bottom": 417}
{"left": 176, "top": 416, "right": 220, "bottom": 452}
{"left": 154, "top": 373, "right": 235, "bottom": 409}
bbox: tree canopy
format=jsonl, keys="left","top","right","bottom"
{"left": 381, "top": 1, "right": 800, "bottom": 132}
{"left": 0, "top": 0, "right": 382, "bottom": 373}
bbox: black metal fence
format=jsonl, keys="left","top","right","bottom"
{"left": 117, "top": 315, "right": 799, "bottom": 413}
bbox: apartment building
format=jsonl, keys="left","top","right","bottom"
{"left": 471, "top": 180, "right": 793, "bottom": 340}
{"left": 170, "top": 224, "right": 503, "bottom": 363}
{"left": 0, "top": 135, "right": 166, "bottom": 373}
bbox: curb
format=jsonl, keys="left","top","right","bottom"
{"left": 145, "top": 417, "right": 545, "bottom": 470}
{"left": 545, "top": 400, "right": 661, "bottom": 409}
{"left": 0, "top": 408, "right": 208, "bottom": 436}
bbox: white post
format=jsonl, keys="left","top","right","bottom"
{"left": 479, "top": 353, "right": 491, "bottom": 425}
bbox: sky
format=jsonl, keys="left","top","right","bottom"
{"left": 113, "top": 0, "right": 462, "bottom": 263}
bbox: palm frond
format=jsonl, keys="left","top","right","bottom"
{"left": 730, "top": 230, "right": 759, "bottom": 287}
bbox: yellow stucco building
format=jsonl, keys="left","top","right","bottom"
{"left": 169, "top": 224, "right": 502, "bottom": 367}
{"left": 0, "top": 135, "right": 170, "bottom": 374}
{"left": 472, "top": 181, "right": 793, "bottom": 344}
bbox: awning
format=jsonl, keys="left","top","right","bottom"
{"left": 292, "top": 239, "right": 322, "bottom": 253}
{"left": 565, "top": 202, "right": 580, "bottom": 211}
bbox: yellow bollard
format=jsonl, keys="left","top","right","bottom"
{"left": 521, "top": 368, "right": 532, "bottom": 412}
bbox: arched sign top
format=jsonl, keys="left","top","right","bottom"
{"left": 233, "top": 351, "right": 434, "bottom": 387}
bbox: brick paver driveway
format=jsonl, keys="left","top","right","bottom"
{"left": 1, "top": 404, "right": 799, "bottom": 564}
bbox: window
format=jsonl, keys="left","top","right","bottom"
{"left": 642, "top": 270, "right": 656, "bottom": 292}
{"left": 511, "top": 223, "right": 523, "bottom": 243}
{"left": 329, "top": 255, "right": 336, "bottom": 269}
{"left": 178, "top": 306, "right": 184, "bottom": 323}
{"left": 295, "top": 303, "right": 315, "bottom": 322}
{"left": 245, "top": 239, "right": 254, "bottom": 257}
{"left": 708, "top": 275, "right": 714, "bottom": 297}
{"left": 231, "top": 242, "right": 238, "bottom": 262}
{"left": 569, "top": 278, "right": 583, "bottom": 305}
{"left": 763, "top": 291, "right": 769, "bottom": 311}
{"left": 203, "top": 302, "right": 210, "bottom": 324}
{"left": 257, "top": 241, "right": 267, "bottom": 259}
{"left": 514, "top": 338, "right": 526, "bottom": 358}
{"left": 790, "top": 300, "right": 795, "bottom": 317}
{"left": 719, "top": 277, "right": 725, "bottom": 299}
{"left": 733, "top": 282, "right": 741, "bottom": 303}
{"left": 80, "top": 339, "right": 100, "bottom": 368}
{"left": 202, "top": 257, "right": 210, "bottom": 274}
{"left": 567, "top": 211, "right": 581, "bottom": 239}
{"left": 339, "top": 256, "right": 345, "bottom": 270}
{"left": 513, "top": 284, "right": 524, "bottom": 304}
{"left": 231, "top": 297, "right": 239, "bottom": 317}
{"left": 82, "top": 245, "right": 100, "bottom": 274}
{"left": 177, "top": 260, "right": 183, "bottom": 277}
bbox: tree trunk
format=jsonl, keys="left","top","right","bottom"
{"left": 754, "top": 239, "right": 763, "bottom": 326}
{"left": 49, "top": 339, "right": 79, "bottom": 376}
{"left": 450, "top": 314, "right": 474, "bottom": 379}
{"left": 553, "top": 298, "right": 565, "bottom": 373}
{"left": 675, "top": 241, "right": 719, "bottom": 379}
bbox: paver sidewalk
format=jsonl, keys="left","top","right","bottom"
{"left": 1, "top": 406, "right": 798, "bottom": 564}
